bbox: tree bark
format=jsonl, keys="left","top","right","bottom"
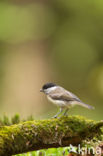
{"left": 0, "top": 116, "right": 103, "bottom": 156}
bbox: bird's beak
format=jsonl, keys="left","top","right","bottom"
{"left": 40, "top": 89, "right": 43, "bottom": 92}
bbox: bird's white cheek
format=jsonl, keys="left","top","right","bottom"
{"left": 45, "top": 87, "right": 57, "bottom": 94}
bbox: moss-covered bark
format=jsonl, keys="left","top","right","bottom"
{"left": 0, "top": 116, "right": 103, "bottom": 156}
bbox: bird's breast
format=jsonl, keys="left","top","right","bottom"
{"left": 47, "top": 95, "right": 66, "bottom": 107}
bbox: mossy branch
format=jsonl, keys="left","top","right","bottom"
{"left": 0, "top": 116, "right": 103, "bottom": 156}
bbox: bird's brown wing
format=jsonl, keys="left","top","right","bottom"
{"left": 49, "top": 87, "right": 81, "bottom": 102}
{"left": 49, "top": 94, "right": 72, "bottom": 102}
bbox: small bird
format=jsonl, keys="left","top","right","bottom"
{"left": 40, "top": 83, "right": 94, "bottom": 118}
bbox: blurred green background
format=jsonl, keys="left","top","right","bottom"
{"left": 0, "top": 0, "right": 103, "bottom": 120}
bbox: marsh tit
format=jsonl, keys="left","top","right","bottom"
{"left": 40, "top": 83, "right": 94, "bottom": 118}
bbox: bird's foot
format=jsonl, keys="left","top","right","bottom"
{"left": 52, "top": 115, "right": 58, "bottom": 119}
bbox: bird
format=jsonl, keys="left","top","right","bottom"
{"left": 40, "top": 83, "right": 94, "bottom": 118}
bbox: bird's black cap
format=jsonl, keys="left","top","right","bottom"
{"left": 42, "top": 83, "right": 56, "bottom": 90}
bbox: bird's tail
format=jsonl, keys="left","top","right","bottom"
{"left": 77, "top": 101, "right": 95, "bottom": 109}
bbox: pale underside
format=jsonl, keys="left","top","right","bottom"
{"left": 47, "top": 95, "right": 75, "bottom": 108}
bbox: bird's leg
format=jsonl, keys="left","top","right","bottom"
{"left": 63, "top": 108, "right": 69, "bottom": 116}
{"left": 53, "top": 108, "right": 63, "bottom": 118}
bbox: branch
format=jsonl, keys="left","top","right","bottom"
{"left": 0, "top": 116, "right": 103, "bottom": 156}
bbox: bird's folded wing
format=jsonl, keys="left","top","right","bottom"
{"left": 49, "top": 91, "right": 81, "bottom": 102}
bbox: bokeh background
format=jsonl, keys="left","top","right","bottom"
{"left": 0, "top": 0, "right": 103, "bottom": 120}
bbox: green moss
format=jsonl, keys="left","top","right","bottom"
{"left": 0, "top": 116, "right": 102, "bottom": 156}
